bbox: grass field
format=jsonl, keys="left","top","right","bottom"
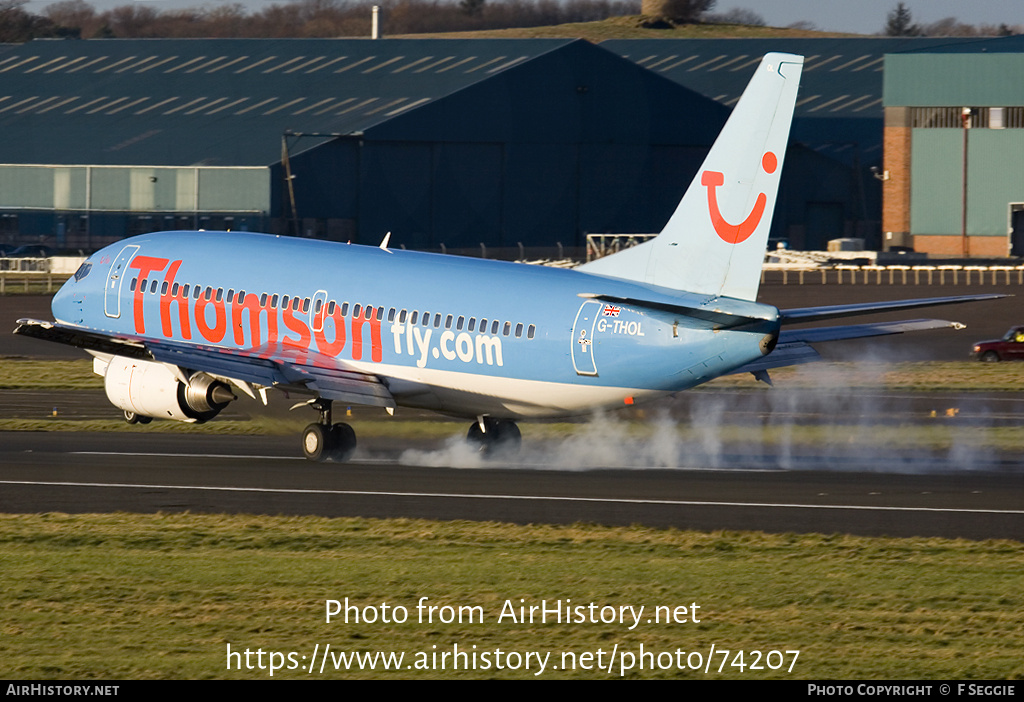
{"left": 3, "top": 359, "right": 1024, "bottom": 453}
{"left": 1, "top": 360, "right": 1021, "bottom": 679}
{"left": 1, "top": 513, "right": 1021, "bottom": 680}
{"left": 5, "top": 359, "right": 1024, "bottom": 392}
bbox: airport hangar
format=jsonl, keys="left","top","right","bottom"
{"left": 0, "top": 35, "right": 1018, "bottom": 256}
{"left": 880, "top": 36, "right": 1024, "bottom": 258}
{"left": 604, "top": 36, "right": 1023, "bottom": 253}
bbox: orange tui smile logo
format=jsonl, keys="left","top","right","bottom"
{"left": 702, "top": 151, "right": 777, "bottom": 245}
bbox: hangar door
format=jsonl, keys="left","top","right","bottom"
{"left": 360, "top": 141, "right": 502, "bottom": 249}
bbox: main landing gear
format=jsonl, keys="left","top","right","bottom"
{"left": 302, "top": 399, "right": 357, "bottom": 462}
{"left": 466, "top": 416, "right": 521, "bottom": 457}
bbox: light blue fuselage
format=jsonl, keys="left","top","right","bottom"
{"left": 54, "top": 231, "right": 780, "bottom": 419}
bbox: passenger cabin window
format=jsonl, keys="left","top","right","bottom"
{"left": 515, "top": 323, "right": 523, "bottom": 338}
{"left": 527, "top": 324, "right": 536, "bottom": 339}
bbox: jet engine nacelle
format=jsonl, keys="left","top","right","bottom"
{"left": 101, "top": 356, "right": 235, "bottom": 423}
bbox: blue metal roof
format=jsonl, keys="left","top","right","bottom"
{"left": 0, "top": 37, "right": 575, "bottom": 166}
{"left": 602, "top": 37, "right": 1004, "bottom": 165}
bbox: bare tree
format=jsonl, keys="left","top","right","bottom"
{"left": 641, "top": 0, "right": 715, "bottom": 23}
{"left": 42, "top": 0, "right": 99, "bottom": 37}
{"left": 0, "top": 0, "right": 60, "bottom": 41}
{"left": 884, "top": 2, "right": 920, "bottom": 36}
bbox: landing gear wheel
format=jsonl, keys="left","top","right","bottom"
{"left": 302, "top": 423, "right": 329, "bottom": 461}
{"left": 467, "top": 418, "right": 522, "bottom": 458}
{"left": 326, "top": 423, "right": 357, "bottom": 463}
{"left": 123, "top": 410, "right": 152, "bottom": 425}
{"left": 302, "top": 422, "right": 357, "bottom": 462}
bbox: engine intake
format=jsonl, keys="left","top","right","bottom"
{"left": 102, "top": 357, "right": 235, "bottom": 423}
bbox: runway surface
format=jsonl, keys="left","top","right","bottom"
{"left": 0, "top": 431, "right": 1020, "bottom": 540}
{"left": 2, "top": 290, "right": 1022, "bottom": 540}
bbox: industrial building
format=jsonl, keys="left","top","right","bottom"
{"left": 882, "top": 36, "right": 1024, "bottom": 257}
{"left": 0, "top": 35, "right": 1021, "bottom": 257}
{"left": 0, "top": 37, "right": 733, "bottom": 253}
{"left": 604, "top": 37, "right": 1001, "bottom": 251}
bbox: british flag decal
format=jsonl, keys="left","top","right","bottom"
{"left": 602, "top": 305, "right": 620, "bottom": 317}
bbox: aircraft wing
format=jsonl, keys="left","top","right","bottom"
{"left": 13, "top": 318, "right": 395, "bottom": 408}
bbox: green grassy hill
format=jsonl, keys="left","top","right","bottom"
{"left": 399, "top": 15, "right": 861, "bottom": 41}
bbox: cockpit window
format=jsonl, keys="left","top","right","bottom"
{"left": 73, "top": 262, "right": 92, "bottom": 282}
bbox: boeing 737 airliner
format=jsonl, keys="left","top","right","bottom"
{"left": 15, "top": 54, "right": 1001, "bottom": 461}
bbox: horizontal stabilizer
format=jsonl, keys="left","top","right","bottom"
{"left": 781, "top": 318, "right": 962, "bottom": 344}
{"left": 780, "top": 294, "right": 1006, "bottom": 324}
{"left": 730, "top": 318, "right": 964, "bottom": 375}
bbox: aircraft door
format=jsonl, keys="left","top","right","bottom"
{"left": 104, "top": 244, "right": 139, "bottom": 319}
{"left": 310, "top": 289, "right": 329, "bottom": 333}
{"left": 571, "top": 300, "right": 601, "bottom": 376}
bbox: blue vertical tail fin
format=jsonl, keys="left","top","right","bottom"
{"left": 578, "top": 53, "right": 804, "bottom": 301}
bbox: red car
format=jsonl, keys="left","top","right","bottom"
{"left": 971, "top": 326, "right": 1024, "bottom": 361}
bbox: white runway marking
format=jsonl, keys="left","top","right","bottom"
{"left": 72, "top": 451, "right": 305, "bottom": 461}
{"left": 1, "top": 480, "right": 1021, "bottom": 515}
{"left": 70, "top": 451, "right": 781, "bottom": 472}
